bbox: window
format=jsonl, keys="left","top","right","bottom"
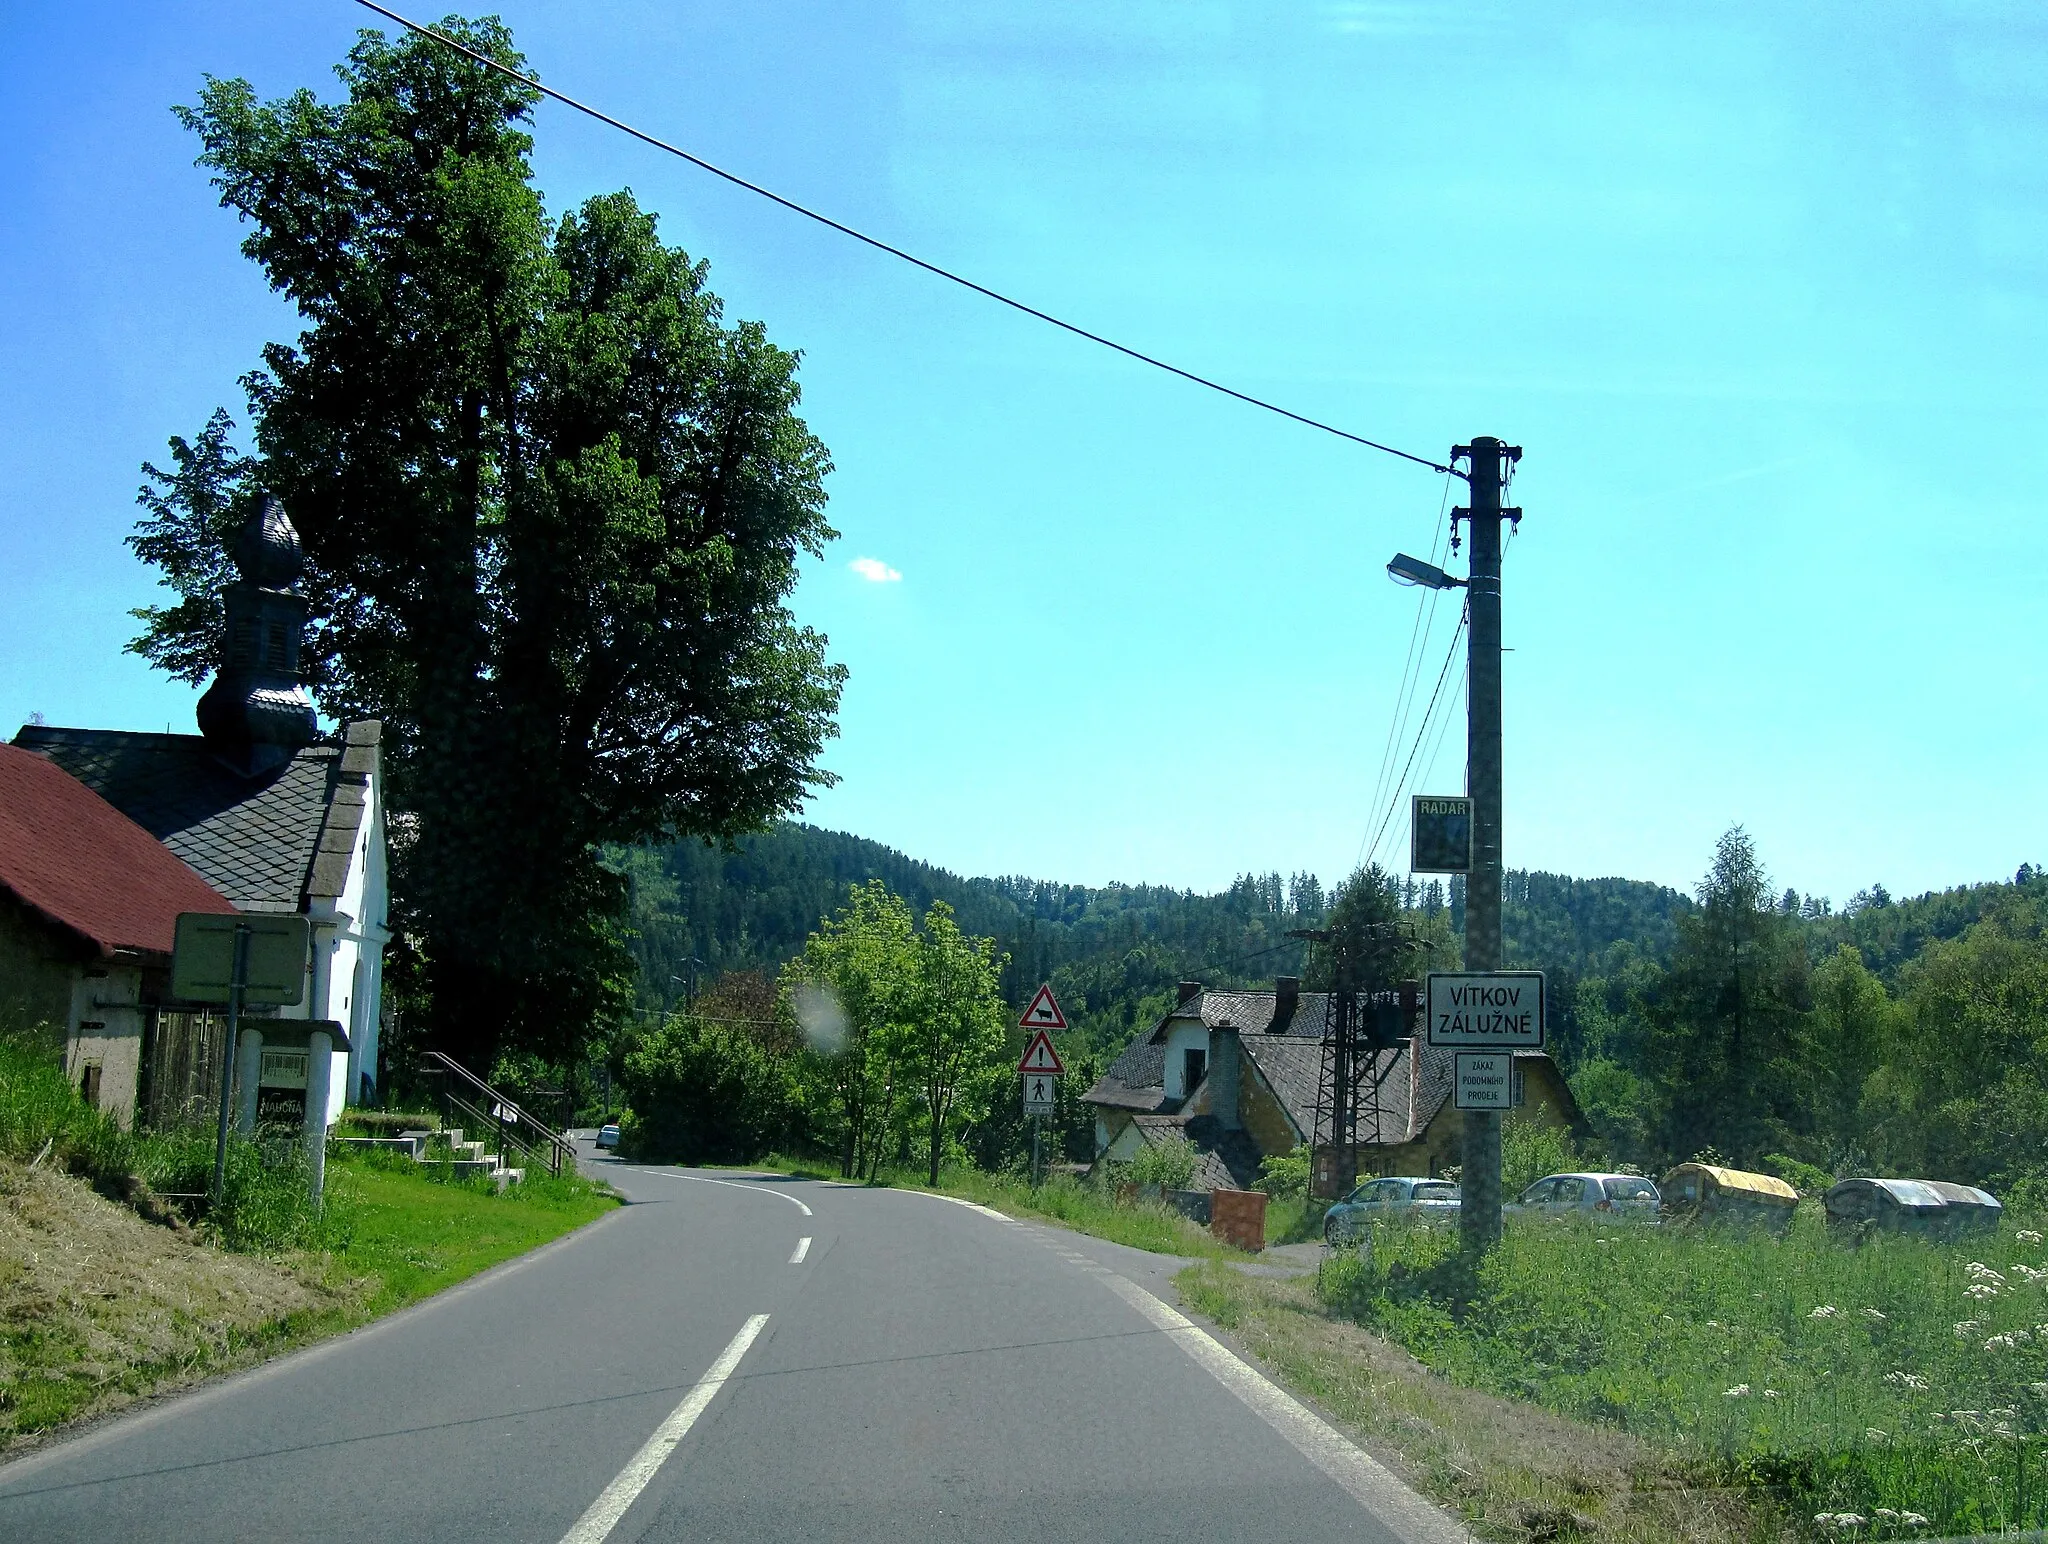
{"left": 1603, "top": 1177, "right": 1657, "bottom": 1202}
{"left": 79, "top": 1062, "right": 102, "bottom": 1107}
{"left": 1182, "top": 1048, "right": 1206, "bottom": 1092}
{"left": 1520, "top": 1177, "right": 1559, "bottom": 1205}
{"left": 1413, "top": 1182, "right": 1458, "bottom": 1202}
{"left": 1556, "top": 1177, "right": 1587, "bottom": 1203}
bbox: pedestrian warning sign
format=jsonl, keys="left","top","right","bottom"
{"left": 1017, "top": 1029, "right": 1066, "bottom": 1077}
{"left": 1018, "top": 983, "right": 1068, "bottom": 1031}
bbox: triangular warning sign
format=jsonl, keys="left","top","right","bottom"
{"left": 1018, "top": 1028, "right": 1066, "bottom": 1077}
{"left": 1018, "top": 983, "right": 1067, "bottom": 1032}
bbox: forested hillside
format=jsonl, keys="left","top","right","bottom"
{"left": 611, "top": 825, "right": 1692, "bottom": 1054}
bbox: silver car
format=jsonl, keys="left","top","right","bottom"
{"left": 1508, "top": 1171, "right": 1660, "bottom": 1222}
{"left": 1324, "top": 1176, "right": 1461, "bottom": 1243}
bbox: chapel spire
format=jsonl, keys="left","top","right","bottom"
{"left": 196, "top": 496, "right": 318, "bottom": 773}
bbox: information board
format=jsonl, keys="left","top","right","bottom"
{"left": 1411, "top": 795, "right": 1473, "bottom": 874}
{"left": 1452, "top": 1051, "right": 1515, "bottom": 1109}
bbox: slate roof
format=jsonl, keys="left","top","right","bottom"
{"left": 0, "top": 743, "right": 236, "bottom": 957}
{"left": 13, "top": 722, "right": 380, "bottom": 915}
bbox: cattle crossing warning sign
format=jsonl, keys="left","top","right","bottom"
{"left": 1019, "top": 983, "right": 1068, "bottom": 1031}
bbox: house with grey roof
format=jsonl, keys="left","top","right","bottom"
{"left": 1082, "top": 977, "right": 1583, "bottom": 1191}
{"left": 14, "top": 499, "right": 389, "bottom": 1126}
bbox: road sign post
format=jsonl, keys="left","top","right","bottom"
{"left": 1017, "top": 986, "right": 1068, "bottom": 1187}
{"left": 173, "top": 913, "right": 309, "bottom": 1208}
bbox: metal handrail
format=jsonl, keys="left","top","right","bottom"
{"left": 421, "top": 1051, "right": 575, "bottom": 1178}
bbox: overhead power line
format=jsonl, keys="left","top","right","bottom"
{"left": 1364, "top": 601, "right": 1468, "bottom": 870}
{"left": 350, "top": 0, "right": 1451, "bottom": 475}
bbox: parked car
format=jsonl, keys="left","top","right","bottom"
{"left": 1324, "top": 1176, "right": 1460, "bottom": 1244}
{"left": 1508, "top": 1172, "right": 1661, "bottom": 1223}
{"left": 1824, "top": 1177, "right": 2001, "bottom": 1240}
{"left": 1661, "top": 1163, "right": 1798, "bottom": 1231}
{"left": 595, "top": 1123, "right": 621, "bottom": 1151}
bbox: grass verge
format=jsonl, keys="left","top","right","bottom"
{"left": 1316, "top": 1208, "right": 2048, "bottom": 1537}
{"left": 0, "top": 1150, "right": 616, "bottom": 1449}
{"left": 1177, "top": 1259, "right": 1772, "bottom": 1544}
{"left": 733, "top": 1151, "right": 1241, "bottom": 1258}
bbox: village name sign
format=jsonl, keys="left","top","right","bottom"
{"left": 1425, "top": 969, "right": 1545, "bottom": 1111}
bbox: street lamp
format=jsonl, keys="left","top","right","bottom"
{"left": 1386, "top": 552, "right": 1465, "bottom": 590}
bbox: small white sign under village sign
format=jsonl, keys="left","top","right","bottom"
{"left": 1425, "top": 971, "right": 1546, "bottom": 1049}
{"left": 1452, "top": 1051, "right": 1516, "bottom": 1110}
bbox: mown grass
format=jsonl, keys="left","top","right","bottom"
{"left": 1319, "top": 1206, "right": 2048, "bottom": 1535}
{"left": 315, "top": 1149, "right": 618, "bottom": 1316}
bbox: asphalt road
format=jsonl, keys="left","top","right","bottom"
{"left": 0, "top": 1142, "right": 1467, "bottom": 1544}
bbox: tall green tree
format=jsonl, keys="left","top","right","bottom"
{"left": 787, "top": 881, "right": 919, "bottom": 1178}
{"left": 129, "top": 20, "right": 844, "bottom": 1068}
{"left": 1645, "top": 826, "right": 1807, "bottom": 1165}
{"left": 895, "top": 902, "right": 1009, "bottom": 1185}
{"left": 1788, "top": 944, "right": 1893, "bottom": 1167}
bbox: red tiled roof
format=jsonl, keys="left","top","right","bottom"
{"left": 0, "top": 743, "right": 236, "bottom": 957}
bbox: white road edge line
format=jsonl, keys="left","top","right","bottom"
{"left": 1093, "top": 1275, "right": 1473, "bottom": 1544}
{"left": 558, "top": 1313, "right": 770, "bottom": 1544}
{"left": 618, "top": 1167, "right": 814, "bottom": 1217}
{"left": 790, "top": 1236, "right": 811, "bottom": 1264}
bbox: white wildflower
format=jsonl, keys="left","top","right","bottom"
{"left": 1991, "top": 1406, "right": 2018, "bottom": 1418}
{"left": 1885, "top": 1371, "right": 1930, "bottom": 1391}
{"left": 2030, "top": 1382, "right": 2048, "bottom": 1396}
{"left": 1724, "top": 1384, "right": 1751, "bottom": 1397}
{"left": 2016, "top": 1228, "right": 2042, "bottom": 1243}
{"left": 1762, "top": 1388, "right": 1782, "bottom": 1399}
{"left": 1965, "top": 1283, "right": 1999, "bottom": 1301}
{"left": 1966, "top": 1261, "right": 2005, "bottom": 1282}
{"left": 1810, "top": 1305, "right": 1840, "bottom": 1319}
{"left": 1866, "top": 1428, "right": 1888, "bottom": 1442}
{"left": 1985, "top": 1333, "right": 2022, "bottom": 1351}
{"left": 1901, "top": 1514, "right": 1929, "bottom": 1529}
{"left": 1954, "top": 1320, "right": 1984, "bottom": 1337}
{"left": 1863, "top": 1307, "right": 1888, "bottom": 1322}
{"left": 1874, "top": 1508, "right": 1899, "bottom": 1519}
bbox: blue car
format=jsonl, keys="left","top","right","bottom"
{"left": 1324, "top": 1176, "right": 1460, "bottom": 1244}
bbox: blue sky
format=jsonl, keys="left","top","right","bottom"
{"left": 2, "top": 1, "right": 2043, "bottom": 904}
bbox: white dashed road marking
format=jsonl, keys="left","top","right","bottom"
{"left": 558, "top": 1314, "right": 770, "bottom": 1544}
{"left": 790, "top": 1236, "right": 811, "bottom": 1264}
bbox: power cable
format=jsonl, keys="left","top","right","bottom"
{"left": 350, "top": 0, "right": 1453, "bottom": 475}
{"left": 1360, "top": 470, "right": 1453, "bottom": 864}
{"left": 1363, "top": 602, "right": 1467, "bottom": 870}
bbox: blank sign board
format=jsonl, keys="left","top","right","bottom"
{"left": 171, "top": 913, "right": 309, "bottom": 1006}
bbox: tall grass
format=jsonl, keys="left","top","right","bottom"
{"left": 1, "top": 1028, "right": 340, "bottom": 1252}
{"left": 1320, "top": 1207, "right": 2048, "bottom": 1533}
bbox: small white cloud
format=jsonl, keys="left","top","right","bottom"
{"left": 849, "top": 556, "right": 901, "bottom": 583}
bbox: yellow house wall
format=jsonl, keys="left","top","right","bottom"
{"left": 1371, "top": 1058, "right": 1578, "bottom": 1179}
{"left": 1238, "top": 1065, "right": 1300, "bottom": 1158}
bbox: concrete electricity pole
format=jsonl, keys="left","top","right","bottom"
{"left": 1456, "top": 435, "right": 1519, "bottom": 1258}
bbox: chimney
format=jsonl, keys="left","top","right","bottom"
{"left": 1176, "top": 980, "right": 1202, "bottom": 1007}
{"left": 196, "top": 497, "right": 318, "bottom": 775}
{"left": 1209, "top": 1022, "right": 1242, "bottom": 1132}
{"left": 1270, "top": 975, "right": 1300, "bottom": 1032}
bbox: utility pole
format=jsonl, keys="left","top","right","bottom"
{"left": 1455, "top": 435, "right": 1520, "bottom": 1259}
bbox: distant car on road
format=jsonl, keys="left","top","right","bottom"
{"left": 595, "top": 1123, "right": 620, "bottom": 1151}
{"left": 1508, "top": 1172, "right": 1660, "bottom": 1223}
{"left": 1324, "top": 1176, "right": 1461, "bottom": 1244}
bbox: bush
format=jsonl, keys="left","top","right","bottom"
{"left": 1501, "top": 1115, "right": 1583, "bottom": 1196}
{"left": 1257, "top": 1148, "right": 1309, "bottom": 1199}
{"left": 1127, "top": 1133, "right": 1198, "bottom": 1191}
{"left": 617, "top": 1017, "right": 798, "bottom": 1164}
{"left": 334, "top": 1110, "right": 440, "bottom": 1137}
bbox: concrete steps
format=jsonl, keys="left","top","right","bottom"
{"left": 336, "top": 1125, "right": 524, "bottom": 1188}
